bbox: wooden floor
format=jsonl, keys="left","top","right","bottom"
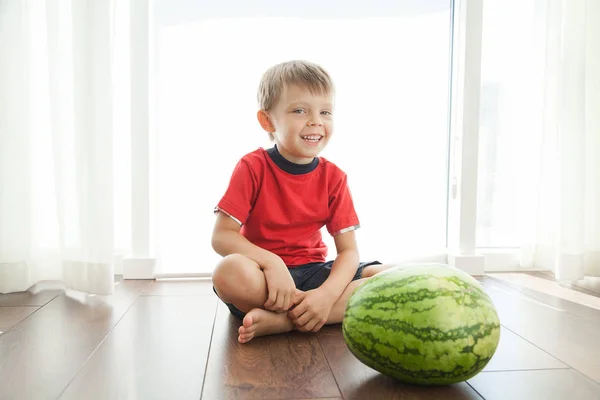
{"left": 1, "top": 273, "right": 600, "bottom": 400}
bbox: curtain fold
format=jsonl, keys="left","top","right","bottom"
{"left": 0, "top": 0, "right": 119, "bottom": 294}
{"left": 520, "top": 0, "right": 600, "bottom": 281}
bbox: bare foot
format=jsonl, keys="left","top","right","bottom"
{"left": 237, "top": 308, "right": 295, "bottom": 343}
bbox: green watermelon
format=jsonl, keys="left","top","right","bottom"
{"left": 342, "top": 263, "right": 500, "bottom": 386}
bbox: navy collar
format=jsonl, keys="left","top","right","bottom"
{"left": 266, "top": 145, "right": 319, "bottom": 175}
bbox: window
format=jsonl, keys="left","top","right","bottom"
{"left": 152, "top": 0, "right": 454, "bottom": 274}
{"left": 476, "top": 0, "right": 547, "bottom": 248}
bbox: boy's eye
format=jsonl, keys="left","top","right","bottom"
{"left": 292, "top": 109, "right": 306, "bottom": 114}
{"left": 321, "top": 110, "right": 332, "bottom": 115}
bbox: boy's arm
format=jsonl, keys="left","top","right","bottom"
{"left": 212, "top": 212, "right": 296, "bottom": 312}
{"left": 318, "top": 230, "right": 360, "bottom": 302}
{"left": 211, "top": 211, "right": 278, "bottom": 267}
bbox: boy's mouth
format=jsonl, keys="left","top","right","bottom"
{"left": 301, "top": 135, "right": 323, "bottom": 143}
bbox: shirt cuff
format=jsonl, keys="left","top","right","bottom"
{"left": 214, "top": 206, "right": 242, "bottom": 226}
{"left": 331, "top": 224, "right": 360, "bottom": 236}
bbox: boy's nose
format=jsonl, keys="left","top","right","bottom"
{"left": 308, "top": 116, "right": 323, "bottom": 126}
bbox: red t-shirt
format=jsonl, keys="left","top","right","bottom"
{"left": 215, "top": 147, "right": 360, "bottom": 266}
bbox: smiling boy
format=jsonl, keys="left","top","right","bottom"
{"left": 211, "top": 60, "right": 391, "bottom": 343}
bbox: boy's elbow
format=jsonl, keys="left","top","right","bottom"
{"left": 211, "top": 231, "right": 224, "bottom": 254}
{"left": 212, "top": 212, "right": 242, "bottom": 256}
{"left": 212, "top": 229, "right": 236, "bottom": 256}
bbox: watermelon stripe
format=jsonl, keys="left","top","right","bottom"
{"left": 350, "top": 277, "right": 492, "bottom": 307}
{"left": 343, "top": 324, "right": 494, "bottom": 382}
{"left": 364, "top": 274, "right": 488, "bottom": 298}
{"left": 342, "top": 265, "right": 501, "bottom": 386}
{"left": 344, "top": 337, "right": 486, "bottom": 382}
{"left": 345, "top": 314, "right": 499, "bottom": 343}
{"left": 350, "top": 288, "right": 493, "bottom": 311}
{"left": 352, "top": 275, "right": 490, "bottom": 299}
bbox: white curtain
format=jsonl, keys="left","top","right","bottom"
{"left": 0, "top": 0, "right": 129, "bottom": 294}
{"left": 520, "top": 0, "right": 600, "bottom": 281}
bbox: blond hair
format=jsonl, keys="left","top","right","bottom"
{"left": 258, "top": 60, "right": 334, "bottom": 140}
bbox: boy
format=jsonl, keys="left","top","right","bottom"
{"left": 212, "top": 60, "right": 391, "bottom": 343}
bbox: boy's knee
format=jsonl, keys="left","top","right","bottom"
{"left": 212, "top": 254, "right": 261, "bottom": 301}
{"left": 213, "top": 254, "right": 246, "bottom": 286}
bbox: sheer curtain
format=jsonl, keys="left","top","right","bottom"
{"left": 0, "top": 0, "right": 130, "bottom": 294}
{"left": 520, "top": 0, "right": 600, "bottom": 281}
{"left": 476, "top": 0, "right": 600, "bottom": 281}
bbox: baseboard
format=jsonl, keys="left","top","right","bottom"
{"left": 479, "top": 249, "right": 547, "bottom": 273}
{"left": 448, "top": 253, "right": 485, "bottom": 276}
{"left": 122, "top": 256, "right": 156, "bottom": 279}
{"left": 153, "top": 272, "right": 213, "bottom": 279}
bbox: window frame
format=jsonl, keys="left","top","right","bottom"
{"left": 125, "top": 0, "right": 533, "bottom": 279}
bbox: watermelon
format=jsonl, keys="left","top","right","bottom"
{"left": 342, "top": 263, "right": 500, "bottom": 386}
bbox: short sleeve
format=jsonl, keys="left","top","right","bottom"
{"left": 214, "top": 159, "right": 258, "bottom": 226}
{"left": 326, "top": 174, "right": 360, "bottom": 236}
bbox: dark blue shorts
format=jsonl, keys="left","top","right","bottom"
{"left": 213, "top": 260, "right": 382, "bottom": 319}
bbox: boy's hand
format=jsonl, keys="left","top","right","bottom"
{"left": 262, "top": 256, "right": 296, "bottom": 312}
{"left": 288, "top": 288, "right": 337, "bottom": 332}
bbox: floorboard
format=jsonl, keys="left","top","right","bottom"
{"left": 0, "top": 281, "right": 65, "bottom": 307}
{"left": 488, "top": 275, "right": 600, "bottom": 324}
{"left": 1, "top": 272, "right": 600, "bottom": 399}
{"left": 481, "top": 277, "right": 600, "bottom": 383}
{"left": 202, "top": 302, "right": 341, "bottom": 400}
{"left": 142, "top": 278, "right": 214, "bottom": 296}
{"left": 468, "top": 369, "right": 600, "bottom": 400}
{"left": 315, "top": 326, "right": 483, "bottom": 400}
{"left": 528, "top": 271, "right": 600, "bottom": 298}
{"left": 58, "top": 295, "right": 218, "bottom": 400}
{"left": 570, "top": 277, "right": 600, "bottom": 296}
{"left": 483, "top": 326, "right": 567, "bottom": 372}
{"left": 0, "top": 279, "right": 149, "bottom": 400}
{"left": 0, "top": 307, "right": 38, "bottom": 335}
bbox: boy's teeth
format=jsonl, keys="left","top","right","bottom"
{"left": 302, "top": 136, "right": 321, "bottom": 141}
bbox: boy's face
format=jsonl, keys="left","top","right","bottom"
{"left": 260, "top": 84, "right": 334, "bottom": 164}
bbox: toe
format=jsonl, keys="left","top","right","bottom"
{"left": 238, "top": 333, "right": 253, "bottom": 344}
{"left": 242, "top": 313, "right": 254, "bottom": 329}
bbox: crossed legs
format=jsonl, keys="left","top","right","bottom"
{"left": 212, "top": 254, "right": 394, "bottom": 343}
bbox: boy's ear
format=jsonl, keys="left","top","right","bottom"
{"left": 257, "top": 110, "right": 275, "bottom": 133}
